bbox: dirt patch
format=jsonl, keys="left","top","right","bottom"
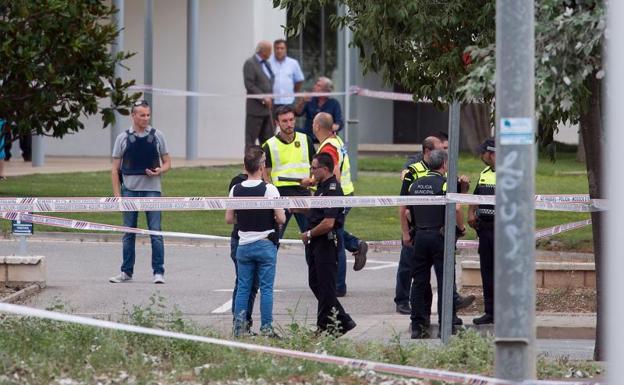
{"left": 458, "top": 287, "right": 596, "bottom": 314}
{"left": 0, "top": 286, "right": 20, "bottom": 299}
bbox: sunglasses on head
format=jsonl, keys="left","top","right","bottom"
{"left": 133, "top": 100, "right": 150, "bottom": 107}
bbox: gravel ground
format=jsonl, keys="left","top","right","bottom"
{"left": 458, "top": 287, "right": 596, "bottom": 315}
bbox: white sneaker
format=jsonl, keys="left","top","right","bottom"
{"left": 109, "top": 272, "right": 132, "bottom": 283}
{"left": 153, "top": 274, "right": 165, "bottom": 284}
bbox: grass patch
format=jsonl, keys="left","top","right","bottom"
{"left": 0, "top": 299, "right": 602, "bottom": 384}
{"left": 0, "top": 154, "right": 592, "bottom": 250}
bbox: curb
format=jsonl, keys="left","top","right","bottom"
{"left": 0, "top": 283, "right": 44, "bottom": 304}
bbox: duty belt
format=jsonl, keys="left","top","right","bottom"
{"left": 476, "top": 208, "right": 495, "bottom": 217}
{"left": 415, "top": 225, "right": 444, "bottom": 232}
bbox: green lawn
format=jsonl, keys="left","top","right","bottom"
{"left": 0, "top": 154, "right": 592, "bottom": 250}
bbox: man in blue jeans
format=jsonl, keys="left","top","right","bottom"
{"left": 109, "top": 100, "right": 171, "bottom": 284}
{"left": 227, "top": 171, "right": 259, "bottom": 333}
{"left": 226, "top": 146, "right": 286, "bottom": 337}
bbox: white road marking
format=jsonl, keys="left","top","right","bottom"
{"left": 211, "top": 300, "right": 232, "bottom": 314}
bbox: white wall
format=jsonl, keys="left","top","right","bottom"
{"left": 45, "top": 0, "right": 286, "bottom": 159}
{"left": 355, "top": 72, "right": 394, "bottom": 144}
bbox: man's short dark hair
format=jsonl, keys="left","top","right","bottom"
{"left": 435, "top": 131, "right": 448, "bottom": 141}
{"left": 275, "top": 105, "right": 294, "bottom": 120}
{"left": 274, "top": 39, "right": 287, "bottom": 47}
{"left": 244, "top": 145, "right": 265, "bottom": 174}
{"left": 313, "top": 152, "right": 334, "bottom": 172}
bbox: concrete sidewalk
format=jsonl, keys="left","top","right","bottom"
{"left": 2, "top": 156, "right": 239, "bottom": 177}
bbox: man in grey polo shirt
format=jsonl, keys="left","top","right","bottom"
{"left": 109, "top": 100, "right": 171, "bottom": 284}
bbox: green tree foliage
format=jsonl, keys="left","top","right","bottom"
{"left": 459, "top": 0, "right": 604, "bottom": 151}
{"left": 274, "top": 0, "right": 606, "bottom": 360}
{"left": 0, "top": 0, "right": 139, "bottom": 137}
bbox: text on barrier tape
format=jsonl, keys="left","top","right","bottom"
{"left": 0, "top": 303, "right": 601, "bottom": 385}
{"left": 0, "top": 194, "right": 604, "bottom": 213}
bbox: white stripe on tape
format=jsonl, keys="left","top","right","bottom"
{"left": 0, "top": 195, "right": 604, "bottom": 213}
{"left": 0, "top": 303, "right": 599, "bottom": 385}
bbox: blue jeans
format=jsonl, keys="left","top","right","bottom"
{"left": 121, "top": 188, "right": 164, "bottom": 276}
{"left": 336, "top": 207, "right": 360, "bottom": 294}
{"left": 234, "top": 239, "right": 277, "bottom": 334}
{"left": 279, "top": 209, "right": 309, "bottom": 238}
{"left": 230, "top": 236, "right": 258, "bottom": 324}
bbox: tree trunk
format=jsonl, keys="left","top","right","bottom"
{"left": 579, "top": 75, "right": 604, "bottom": 361}
{"left": 576, "top": 131, "right": 586, "bottom": 163}
{"left": 460, "top": 103, "right": 491, "bottom": 153}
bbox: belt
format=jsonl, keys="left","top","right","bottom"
{"left": 415, "top": 225, "right": 443, "bottom": 232}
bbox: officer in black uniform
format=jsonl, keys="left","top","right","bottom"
{"left": 468, "top": 138, "right": 496, "bottom": 325}
{"left": 408, "top": 149, "right": 465, "bottom": 339}
{"left": 300, "top": 152, "right": 356, "bottom": 336}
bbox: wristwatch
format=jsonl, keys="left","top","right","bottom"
{"left": 306, "top": 230, "right": 311, "bottom": 240}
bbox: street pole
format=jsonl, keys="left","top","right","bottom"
{"left": 606, "top": 1, "right": 624, "bottom": 383}
{"left": 144, "top": 0, "right": 153, "bottom": 108}
{"left": 495, "top": 0, "right": 536, "bottom": 381}
{"left": 341, "top": 5, "right": 358, "bottom": 180}
{"left": 186, "top": 0, "right": 199, "bottom": 160}
{"left": 440, "top": 101, "right": 460, "bottom": 343}
{"left": 31, "top": 135, "right": 44, "bottom": 167}
{"left": 111, "top": 0, "right": 125, "bottom": 154}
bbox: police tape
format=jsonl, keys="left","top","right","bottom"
{"left": 0, "top": 212, "right": 591, "bottom": 250}
{"left": 0, "top": 303, "right": 601, "bottom": 385}
{"left": 446, "top": 194, "right": 604, "bottom": 212}
{"left": 130, "top": 84, "right": 427, "bottom": 103}
{"left": 130, "top": 85, "right": 352, "bottom": 100}
{"left": 0, "top": 194, "right": 604, "bottom": 213}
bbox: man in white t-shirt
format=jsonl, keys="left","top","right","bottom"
{"left": 226, "top": 145, "right": 286, "bottom": 337}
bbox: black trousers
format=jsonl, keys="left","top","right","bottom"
{"left": 477, "top": 222, "right": 495, "bottom": 315}
{"left": 395, "top": 242, "right": 462, "bottom": 307}
{"left": 305, "top": 236, "right": 353, "bottom": 331}
{"left": 245, "top": 114, "right": 273, "bottom": 149}
{"left": 409, "top": 230, "right": 456, "bottom": 329}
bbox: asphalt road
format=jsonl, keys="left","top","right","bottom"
{"left": 1, "top": 238, "right": 596, "bottom": 360}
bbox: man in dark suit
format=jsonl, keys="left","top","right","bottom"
{"left": 243, "top": 40, "right": 274, "bottom": 150}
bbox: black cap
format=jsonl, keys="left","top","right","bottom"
{"left": 478, "top": 138, "right": 496, "bottom": 154}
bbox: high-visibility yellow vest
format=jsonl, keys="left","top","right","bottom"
{"left": 475, "top": 166, "right": 496, "bottom": 218}
{"left": 407, "top": 161, "right": 429, "bottom": 180}
{"left": 265, "top": 132, "right": 310, "bottom": 187}
{"left": 317, "top": 135, "right": 354, "bottom": 195}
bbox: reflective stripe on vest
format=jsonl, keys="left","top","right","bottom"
{"left": 478, "top": 167, "right": 496, "bottom": 191}
{"left": 266, "top": 132, "right": 310, "bottom": 187}
{"left": 318, "top": 135, "right": 354, "bottom": 195}
{"left": 408, "top": 161, "right": 429, "bottom": 180}
{"left": 476, "top": 166, "right": 496, "bottom": 219}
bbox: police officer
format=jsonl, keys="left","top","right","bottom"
{"left": 262, "top": 105, "right": 315, "bottom": 237}
{"left": 408, "top": 149, "right": 465, "bottom": 339}
{"left": 302, "top": 112, "right": 367, "bottom": 297}
{"left": 468, "top": 138, "right": 496, "bottom": 325}
{"left": 396, "top": 136, "right": 443, "bottom": 314}
{"left": 397, "top": 135, "right": 474, "bottom": 316}
{"left": 300, "top": 152, "right": 357, "bottom": 336}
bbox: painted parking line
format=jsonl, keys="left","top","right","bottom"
{"left": 211, "top": 289, "right": 285, "bottom": 314}
{"left": 211, "top": 300, "right": 233, "bottom": 314}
